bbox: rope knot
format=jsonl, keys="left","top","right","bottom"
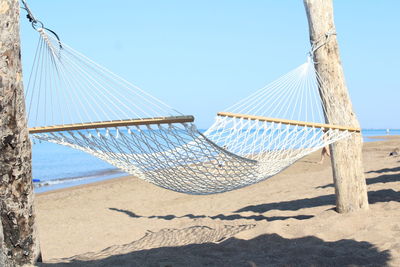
{"left": 308, "top": 29, "right": 337, "bottom": 61}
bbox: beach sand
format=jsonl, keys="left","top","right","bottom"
{"left": 35, "top": 137, "right": 400, "bottom": 266}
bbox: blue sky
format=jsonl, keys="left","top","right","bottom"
{"left": 20, "top": 1, "right": 400, "bottom": 129}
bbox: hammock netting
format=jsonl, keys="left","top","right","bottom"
{"left": 26, "top": 28, "right": 356, "bottom": 194}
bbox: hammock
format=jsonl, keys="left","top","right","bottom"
{"left": 26, "top": 28, "right": 359, "bottom": 194}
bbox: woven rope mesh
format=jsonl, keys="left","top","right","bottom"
{"left": 28, "top": 29, "right": 354, "bottom": 194}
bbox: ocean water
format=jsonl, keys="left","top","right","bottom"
{"left": 362, "top": 129, "right": 400, "bottom": 141}
{"left": 32, "top": 141, "right": 125, "bottom": 193}
{"left": 32, "top": 129, "right": 400, "bottom": 193}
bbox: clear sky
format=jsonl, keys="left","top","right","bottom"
{"left": 20, "top": 0, "right": 400, "bottom": 129}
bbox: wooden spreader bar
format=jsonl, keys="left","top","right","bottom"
{"left": 29, "top": 115, "right": 195, "bottom": 134}
{"left": 217, "top": 112, "right": 361, "bottom": 132}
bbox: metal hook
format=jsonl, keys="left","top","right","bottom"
{"left": 21, "top": 0, "right": 63, "bottom": 50}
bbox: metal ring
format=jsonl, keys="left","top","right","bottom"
{"left": 31, "top": 20, "right": 44, "bottom": 31}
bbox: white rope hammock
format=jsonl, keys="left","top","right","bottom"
{"left": 26, "top": 28, "right": 358, "bottom": 194}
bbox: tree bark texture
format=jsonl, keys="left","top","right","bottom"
{"left": 0, "top": 0, "right": 41, "bottom": 264}
{"left": 303, "top": 0, "right": 369, "bottom": 213}
{"left": 0, "top": 216, "right": 12, "bottom": 267}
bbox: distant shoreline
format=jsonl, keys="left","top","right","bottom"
{"left": 364, "top": 135, "right": 400, "bottom": 140}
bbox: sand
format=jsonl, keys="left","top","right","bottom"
{"left": 35, "top": 137, "right": 400, "bottom": 267}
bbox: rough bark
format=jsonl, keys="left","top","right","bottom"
{"left": 0, "top": 216, "right": 12, "bottom": 267}
{"left": 0, "top": 0, "right": 41, "bottom": 264}
{"left": 303, "top": 0, "right": 369, "bottom": 213}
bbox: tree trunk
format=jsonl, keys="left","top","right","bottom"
{"left": 0, "top": 0, "right": 41, "bottom": 264}
{"left": 303, "top": 0, "right": 369, "bottom": 213}
{"left": 0, "top": 216, "right": 12, "bottom": 267}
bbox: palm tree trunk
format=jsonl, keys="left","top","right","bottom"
{"left": 0, "top": 0, "right": 41, "bottom": 264}
{"left": 303, "top": 0, "right": 369, "bottom": 213}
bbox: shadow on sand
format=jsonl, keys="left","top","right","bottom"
{"left": 236, "top": 189, "right": 400, "bottom": 213}
{"left": 37, "top": 230, "right": 391, "bottom": 267}
{"left": 317, "top": 172, "right": 400, "bottom": 189}
{"left": 107, "top": 188, "right": 399, "bottom": 224}
{"left": 366, "top": 166, "right": 400, "bottom": 174}
{"left": 37, "top": 165, "right": 398, "bottom": 266}
{"left": 37, "top": 188, "right": 398, "bottom": 266}
{"left": 108, "top": 208, "right": 314, "bottom": 222}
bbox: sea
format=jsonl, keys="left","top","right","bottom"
{"left": 32, "top": 129, "right": 400, "bottom": 193}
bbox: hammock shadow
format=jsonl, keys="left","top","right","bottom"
{"left": 236, "top": 189, "right": 400, "bottom": 213}
{"left": 366, "top": 166, "right": 400, "bottom": 174}
{"left": 317, "top": 172, "right": 400, "bottom": 189}
{"left": 108, "top": 208, "right": 314, "bottom": 222}
{"left": 37, "top": 230, "right": 391, "bottom": 267}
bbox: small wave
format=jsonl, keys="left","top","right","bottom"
{"left": 34, "top": 168, "right": 124, "bottom": 188}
